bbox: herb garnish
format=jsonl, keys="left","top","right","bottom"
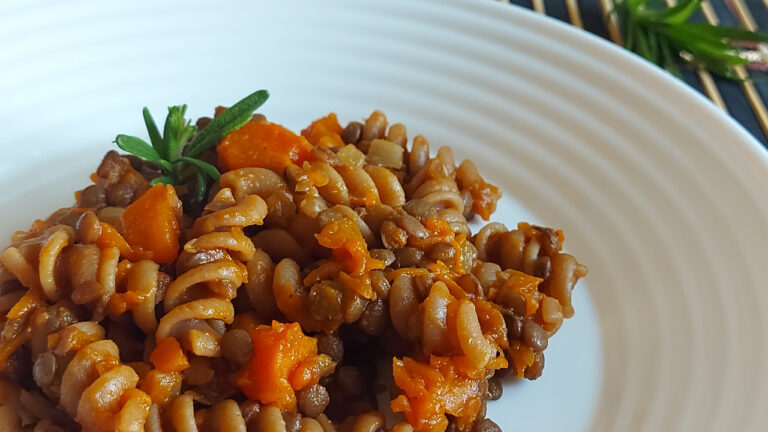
{"left": 614, "top": 0, "right": 768, "bottom": 79}
{"left": 115, "top": 90, "right": 269, "bottom": 201}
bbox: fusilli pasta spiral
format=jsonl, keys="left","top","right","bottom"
{"left": 158, "top": 187, "right": 266, "bottom": 356}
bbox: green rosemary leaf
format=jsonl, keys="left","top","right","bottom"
{"left": 184, "top": 90, "right": 269, "bottom": 159}
{"left": 625, "top": 15, "right": 638, "bottom": 52}
{"left": 115, "top": 135, "right": 172, "bottom": 172}
{"left": 194, "top": 170, "right": 207, "bottom": 202}
{"left": 164, "top": 105, "right": 197, "bottom": 162}
{"left": 173, "top": 157, "right": 221, "bottom": 181}
{"left": 659, "top": 37, "right": 682, "bottom": 77}
{"left": 613, "top": 0, "right": 766, "bottom": 80}
{"left": 644, "top": 0, "right": 702, "bottom": 24}
{"left": 681, "top": 39, "right": 748, "bottom": 65}
{"left": 678, "top": 23, "right": 768, "bottom": 43}
{"left": 142, "top": 107, "right": 165, "bottom": 158}
{"left": 635, "top": 26, "right": 654, "bottom": 62}
{"left": 647, "top": 28, "right": 660, "bottom": 65}
{"left": 659, "top": 23, "right": 739, "bottom": 52}
{"left": 683, "top": 47, "right": 748, "bottom": 76}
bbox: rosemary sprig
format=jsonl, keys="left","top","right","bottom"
{"left": 614, "top": 0, "right": 768, "bottom": 79}
{"left": 115, "top": 90, "right": 269, "bottom": 201}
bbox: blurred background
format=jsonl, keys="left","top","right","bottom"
{"left": 501, "top": 0, "right": 768, "bottom": 146}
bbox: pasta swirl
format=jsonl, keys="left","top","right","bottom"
{"left": 473, "top": 222, "right": 588, "bottom": 318}
{"left": 158, "top": 186, "right": 266, "bottom": 357}
{"left": 31, "top": 322, "right": 152, "bottom": 432}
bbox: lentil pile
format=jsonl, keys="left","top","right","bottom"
{"left": 0, "top": 108, "right": 587, "bottom": 432}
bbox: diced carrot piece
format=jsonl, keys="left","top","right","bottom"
{"left": 315, "top": 218, "right": 384, "bottom": 275}
{"left": 302, "top": 113, "right": 344, "bottom": 149}
{"left": 424, "top": 218, "right": 453, "bottom": 237}
{"left": 472, "top": 298, "right": 509, "bottom": 351}
{"left": 236, "top": 321, "right": 330, "bottom": 411}
{"left": 217, "top": 120, "right": 316, "bottom": 173}
{"left": 96, "top": 222, "right": 133, "bottom": 258}
{"left": 392, "top": 356, "right": 484, "bottom": 432}
{"left": 508, "top": 341, "right": 535, "bottom": 379}
{"left": 408, "top": 218, "right": 455, "bottom": 252}
{"left": 469, "top": 182, "right": 500, "bottom": 221}
{"left": 501, "top": 269, "right": 543, "bottom": 317}
{"left": 106, "top": 291, "right": 142, "bottom": 318}
{"left": 150, "top": 338, "right": 190, "bottom": 373}
{"left": 428, "top": 261, "right": 466, "bottom": 299}
{"left": 121, "top": 184, "right": 181, "bottom": 264}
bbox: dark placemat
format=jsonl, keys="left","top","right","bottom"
{"left": 503, "top": 0, "right": 768, "bottom": 147}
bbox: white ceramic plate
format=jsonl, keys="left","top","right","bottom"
{"left": 2, "top": 0, "right": 768, "bottom": 430}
